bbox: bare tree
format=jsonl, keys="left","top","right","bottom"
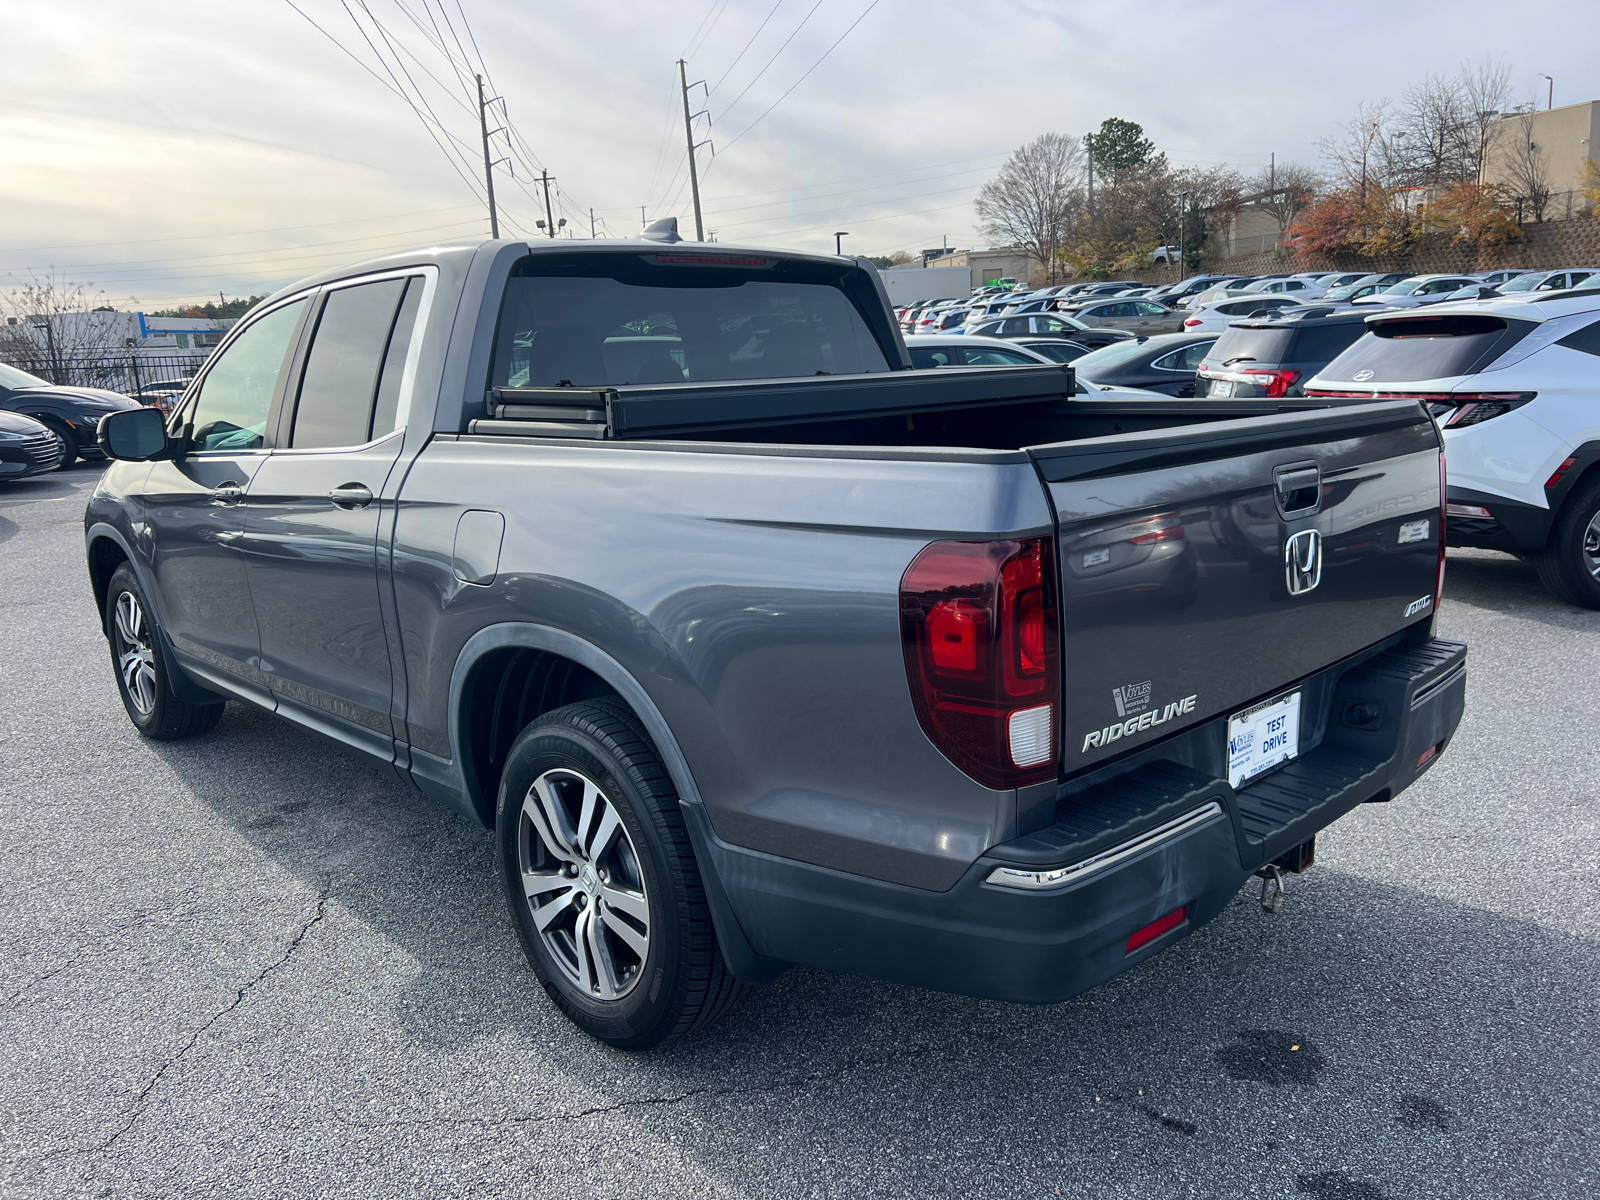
{"left": 1397, "top": 71, "right": 1468, "bottom": 186}
{"left": 1458, "top": 56, "right": 1512, "bottom": 183}
{"left": 1320, "top": 100, "right": 1404, "bottom": 196}
{"left": 1246, "top": 162, "right": 1320, "bottom": 236}
{"left": 1503, "top": 108, "right": 1554, "bottom": 222}
{"left": 975, "top": 133, "right": 1087, "bottom": 283}
{"left": 0, "top": 273, "right": 134, "bottom": 378}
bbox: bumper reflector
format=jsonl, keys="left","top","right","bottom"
{"left": 1446, "top": 503, "right": 1492, "bottom": 519}
{"left": 1417, "top": 743, "right": 1439, "bottom": 769}
{"left": 1127, "top": 906, "right": 1187, "bottom": 953}
{"left": 1008, "top": 704, "right": 1054, "bottom": 767}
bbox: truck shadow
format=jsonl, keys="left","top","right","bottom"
{"left": 142, "top": 701, "right": 1597, "bottom": 1198}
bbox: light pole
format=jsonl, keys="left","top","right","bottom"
{"left": 833, "top": 231, "right": 850, "bottom": 256}
{"left": 32, "top": 319, "right": 59, "bottom": 382}
{"left": 1540, "top": 74, "right": 1553, "bottom": 110}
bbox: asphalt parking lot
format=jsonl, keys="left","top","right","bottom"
{"left": 2, "top": 463, "right": 1597, "bottom": 1200}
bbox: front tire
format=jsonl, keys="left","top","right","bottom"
{"left": 1535, "top": 478, "right": 1600, "bottom": 609}
{"left": 38, "top": 418, "right": 79, "bottom": 466}
{"left": 104, "top": 563, "right": 225, "bottom": 738}
{"left": 496, "top": 700, "right": 741, "bottom": 1049}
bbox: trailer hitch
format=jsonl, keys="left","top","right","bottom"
{"left": 1255, "top": 864, "right": 1288, "bottom": 914}
{"left": 1254, "top": 836, "right": 1316, "bottom": 914}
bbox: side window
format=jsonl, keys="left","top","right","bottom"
{"left": 290, "top": 278, "right": 411, "bottom": 449}
{"left": 1001, "top": 318, "right": 1028, "bottom": 334}
{"left": 1152, "top": 349, "right": 1187, "bottom": 370}
{"left": 1556, "top": 318, "right": 1600, "bottom": 357}
{"left": 1180, "top": 341, "right": 1213, "bottom": 369}
{"left": 908, "top": 347, "right": 956, "bottom": 368}
{"left": 1136, "top": 301, "right": 1168, "bottom": 315}
{"left": 188, "top": 299, "right": 307, "bottom": 453}
{"left": 371, "top": 281, "right": 424, "bottom": 438}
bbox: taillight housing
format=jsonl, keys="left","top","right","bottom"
{"left": 900, "top": 538, "right": 1059, "bottom": 789}
{"left": 1239, "top": 368, "right": 1302, "bottom": 398}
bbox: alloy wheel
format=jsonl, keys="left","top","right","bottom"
{"left": 113, "top": 591, "right": 157, "bottom": 716}
{"left": 518, "top": 768, "right": 651, "bottom": 1000}
{"left": 1584, "top": 511, "right": 1600, "bottom": 578}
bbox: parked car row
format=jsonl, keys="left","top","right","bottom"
{"left": 0, "top": 361, "right": 194, "bottom": 479}
{"left": 899, "top": 264, "right": 1600, "bottom": 613}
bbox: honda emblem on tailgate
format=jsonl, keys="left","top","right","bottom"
{"left": 1285, "top": 529, "right": 1322, "bottom": 596}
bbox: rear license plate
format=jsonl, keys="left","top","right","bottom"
{"left": 1210, "top": 379, "right": 1234, "bottom": 397}
{"left": 1227, "top": 691, "right": 1301, "bottom": 788}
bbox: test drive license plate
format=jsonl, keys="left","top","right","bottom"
{"left": 1227, "top": 691, "right": 1301, "bottom": 788}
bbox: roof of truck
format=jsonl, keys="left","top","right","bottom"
{"left": 263, "top": 237, "right": 863, "bottom": 306}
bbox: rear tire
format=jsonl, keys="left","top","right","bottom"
{"left": 496, "top": 700, "right": 741, "bottom": 1049}
{"left": 105, "top": 563, "right": 225, "bottom": 738}
{"left": 1535, "top": 478, "right": 1600, "bottom": 610}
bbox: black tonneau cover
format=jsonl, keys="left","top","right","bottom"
{"left": 471, "top": 364, "right": 1075, "bottom": 440}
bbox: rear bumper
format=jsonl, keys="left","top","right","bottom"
{"left": 699, "top": 634, "right": 1466, "bottom": 1003}
{"left": 1445, "top": 486, "right": 1552, "bottom": 553}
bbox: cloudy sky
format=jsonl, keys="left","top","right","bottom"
{"left": 3, "top": 0, "right": 1595, "bottom": 307}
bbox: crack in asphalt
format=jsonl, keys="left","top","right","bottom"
{"left": 3, "top": 906, "right": 205, "bottom": 1009}
{"left": 59, "top": 895, "right": 330, "bottom": 1155}
{"left": 332, "top": 1043, "right": 941, "bottom": 1131}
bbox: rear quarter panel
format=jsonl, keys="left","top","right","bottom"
{"left": 390, "top": 436, "right": 1056, "bottom": 890}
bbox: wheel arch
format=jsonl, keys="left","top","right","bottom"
{"left": 441, "top": 622, "right": 784, "bottom": 984}
{"left": 85, "top": 524, "right": 137, "bottom": 625}
{"left": 1547, "top": 439, "right": 1600, "bottom": 531}
{"left": 447, "top": 623, "right": 709, "bottom": 827}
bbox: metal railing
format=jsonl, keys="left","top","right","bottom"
{"left": 0, "top": 352, "right": 211, "bottom": 396}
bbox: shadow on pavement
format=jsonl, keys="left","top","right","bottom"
{"left": 137, "top": 698, "right": 1598, "bottom": 1198}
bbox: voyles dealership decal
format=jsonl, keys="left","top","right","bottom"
{"left": 1082, "top": 693, "right": 1198, "bottom": 753}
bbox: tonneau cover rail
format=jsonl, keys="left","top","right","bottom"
{"left": 471, "top": 364, "right": 1075, "bottom": 439}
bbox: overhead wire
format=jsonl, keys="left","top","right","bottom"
{"left": 718, "top": 0, "right": 880, "bottom": 153}
{"left": 709, "top": 0, "right": 783, "bottom": 94}
{"left": 713, "top": 0, "right": 823, "bottom": 125}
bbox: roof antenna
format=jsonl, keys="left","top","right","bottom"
{"left": 639, "top": 217, "right": 683, "bottom": 244}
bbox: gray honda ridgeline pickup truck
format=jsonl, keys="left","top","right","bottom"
{"left": 87, "top": 235, "right": 1466, "bottom": 1048}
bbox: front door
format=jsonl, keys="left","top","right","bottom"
{"left": 142, "top": 297, "right": 309, "bottom": 699}
{"left": 241, "top": 274, "right": 421, "bottom": 757}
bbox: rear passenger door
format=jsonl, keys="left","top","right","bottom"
{"left": 239, "top": 272, "right": 427, "bottom": 758}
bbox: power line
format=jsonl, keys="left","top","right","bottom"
{"left": 280, "top": 0, "right": 487, "bottom": 206}
{"left": 714, "top": 0, "right": 823, "bottom": 125}
{"left": 720, "top": 0, "right": 880, "bottom": 152}
{"left": 710, "top": 0, "right": 784, "bottom": 94}
{"left": 685, "top": 0, "right": 733, "bottom": 59}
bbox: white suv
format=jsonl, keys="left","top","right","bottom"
{"left": 1305, "top": 292, "right": 1600, "bottom": 607}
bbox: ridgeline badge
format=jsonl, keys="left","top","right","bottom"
{"left": 1083, "top": 693, "right": 1198, "bottom": 753}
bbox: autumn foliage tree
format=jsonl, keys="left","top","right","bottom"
{"left": 1424, "top": 183, "right": 1523, "bottom": 246}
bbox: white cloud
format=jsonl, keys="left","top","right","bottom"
{"left": 2, "top": 0, "right": 1594, "bottom": 303}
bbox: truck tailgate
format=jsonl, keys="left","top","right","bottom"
{"left": 1028, "top": 401, "right": 1442, "bottom": 776}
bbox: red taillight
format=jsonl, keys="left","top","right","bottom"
{"left": 1238, "top": 368, "right": 1301, "bottom": 398}
{"left": 901, "top": 538, "right": 1059, "bottom": 789}
{"left": 1184, "top": 318, "right": 1202, "bottom": 328}
{"left": 1547, "top": 455, "right": 1578, "bottom": 489}
{"left": 1435, "top": 450, "right": 1447, "bottom": 612}
{"left": 1127, "top": 906, "right": 1187, "bottom": 953}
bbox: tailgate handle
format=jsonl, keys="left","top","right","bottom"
{"left": 1274, "top": 464, "right": 1321, "bottom": 514}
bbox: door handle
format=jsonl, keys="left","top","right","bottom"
{"left": 209, "top": 483, "right": 244, "bottom": 503}
{"left": 329, "top": 483, "right": 374, "bottom": 509}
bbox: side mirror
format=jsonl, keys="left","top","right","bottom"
{"left": 98, "top": 406, "right": 174, "bottom": 461}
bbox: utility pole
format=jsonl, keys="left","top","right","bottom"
{"left": 477, "top": 73, "right": 500, "bottom": 238}
{"left": 678, "top": 58, "right": 706, "bottom": 241}
{"left": 640, "top": 205, "right": 647, "bottom": 231}
{"left": 1087, "top": 158, "right": 1094, "bottom": 216}
{"left": 590, "top": 208, "right": 597, "bottom": 238}
{"left": 1177, "top": 192, "right": 1190, "bottom": 283}
{"left": 539, "top": 170, "right": 557, "bottom": 238}
{"left": 1270, "top": 152, "right": 1275, "bottom": 194}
